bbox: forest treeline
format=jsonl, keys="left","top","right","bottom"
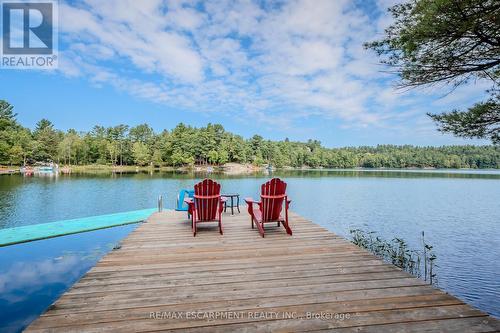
{"left": 1, "top": 101, "right": 498, "bottom": 169}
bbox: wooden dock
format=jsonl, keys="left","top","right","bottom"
{"left": 27, "top": 210, "right": 499, "bottom": 332}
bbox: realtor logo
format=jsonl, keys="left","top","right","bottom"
{"left": 1, "top": 0, "right": 58, "bottom": 69}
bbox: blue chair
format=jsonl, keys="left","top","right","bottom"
{"left": 176, "top": 189, "right": 194, "bottom": 212}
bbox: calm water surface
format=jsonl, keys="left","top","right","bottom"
{"left": 0, "top": 224, "right": 137, "bottom": 332}
{"left": 0, "top": 169, "right": 499, "bottom": 331}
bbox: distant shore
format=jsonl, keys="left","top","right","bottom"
{"left": 69, "top": 162, "right": 264, "bottom": 174}
{"left": 2, "top": 163, "right": 499, "bottom": 176}
{"left": 0, "top": 163, "right": 264, "bottom": 175}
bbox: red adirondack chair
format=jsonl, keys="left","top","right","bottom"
{"left": 245, "top": 178, "right": 292, "bottom": 237}
{"left": 185, "top": 179, "right": 225, "bottom": 237}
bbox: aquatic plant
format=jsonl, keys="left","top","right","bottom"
{"left": 349, "top": 228, "right": 437, "bottom": 285}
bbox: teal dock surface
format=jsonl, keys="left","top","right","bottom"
{"left": 0, "top": 208, "right": 157, "bottom": 247}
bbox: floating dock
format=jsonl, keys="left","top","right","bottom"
{"left": 27, "top": 210, "right": 499, "bottom": 332}
{"left": 0, "top": 208, "right": 156, "bottom": 247}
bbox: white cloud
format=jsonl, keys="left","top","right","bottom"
{"left": 0, "top": 256, "right": 81, "bottom": 297}
{"left": 60, "top": 1, "right": 204, "bottom": 83}
{"left": 56, "top": 0, "right": 489, "bottom": 135}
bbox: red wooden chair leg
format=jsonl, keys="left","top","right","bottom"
{"left": 283, "top": 220, "right": 292, "bottom": 235}
{"left": 256, "top": 221, "right": 265, "bottom": 237}
{"left": 189, "top": 204, "right": 194, "bottom": 228}
{"left": 284, "top": 200, "right": 292, "bottom": 235}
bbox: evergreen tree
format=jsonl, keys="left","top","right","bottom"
{"left": 366, "top": 0, "right": 500, "bottom": 144}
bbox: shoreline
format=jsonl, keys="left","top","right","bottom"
{"left": 2, "top": 164, "right": 499, "bottom": 176}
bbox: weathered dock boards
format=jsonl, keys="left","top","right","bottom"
{"left": 0, "top": 208, "right": 156, "bottom": 247}
{"left": 27, "top": 210, "right": 499, "bottom": 332}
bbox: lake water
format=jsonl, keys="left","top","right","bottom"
{"left": 0, "top": 169, "right": 499, "bottom": 331}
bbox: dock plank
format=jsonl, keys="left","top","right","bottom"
{"left": 26, "top": 210, "right": 499, "bottom": 332}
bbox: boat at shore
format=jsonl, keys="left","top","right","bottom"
{"left": 19, "top": 166, "right": 34, "bottom": 176}
{"left": 0, "top": 168, "right": 18, "bottom": 175}
{"left": 29, "top": 163, "right": 60, "bottom": 175}
{"left": 36, "top": 166, "right": 55, "bottom": 173}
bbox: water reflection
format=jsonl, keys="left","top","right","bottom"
{"left": 0, "top": 224, "right": 137, "bottom": 333}
{"left": 69, "top": 168, "right": 500, "bottom": 179}
{"left": 0, "top": 256, "right": 80, "bottom": 302}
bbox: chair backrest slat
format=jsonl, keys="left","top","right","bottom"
{"left": 194, "top": 179, "right": 221, "bottom": 221}
{"left": 260, "top": 178, "right": 286, "bottom": 222}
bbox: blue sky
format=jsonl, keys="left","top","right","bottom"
{"left": 0, "top": 0, "right": 491, "bottom": 147}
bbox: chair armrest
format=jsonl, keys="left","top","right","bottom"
{"left": 245, "top": 198, "right": 261, "bottom": 205}
{"left": 184, "top": 198, "right": 194, "bottom": 217}
{"left": 218, "top": 196, "right": 226, "bottom": 214}
{"left": 245, "top": 198, "right": 258, "bottom": 215}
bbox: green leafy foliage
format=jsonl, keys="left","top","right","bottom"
{"left": 132, "top": 142, "right": 151, "bottom": 166}
{"left": 428, "top": 94, "right": 500, "bottom": 144}
{"left": 0, "top": 100, "right": 499, "bottom": 168}
{"left": 366, "top": 0, "right": 500, "bottom": 143}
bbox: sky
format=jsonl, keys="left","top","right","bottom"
{"left": 0, "top": 0, "right": 491, "bottom": 147}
